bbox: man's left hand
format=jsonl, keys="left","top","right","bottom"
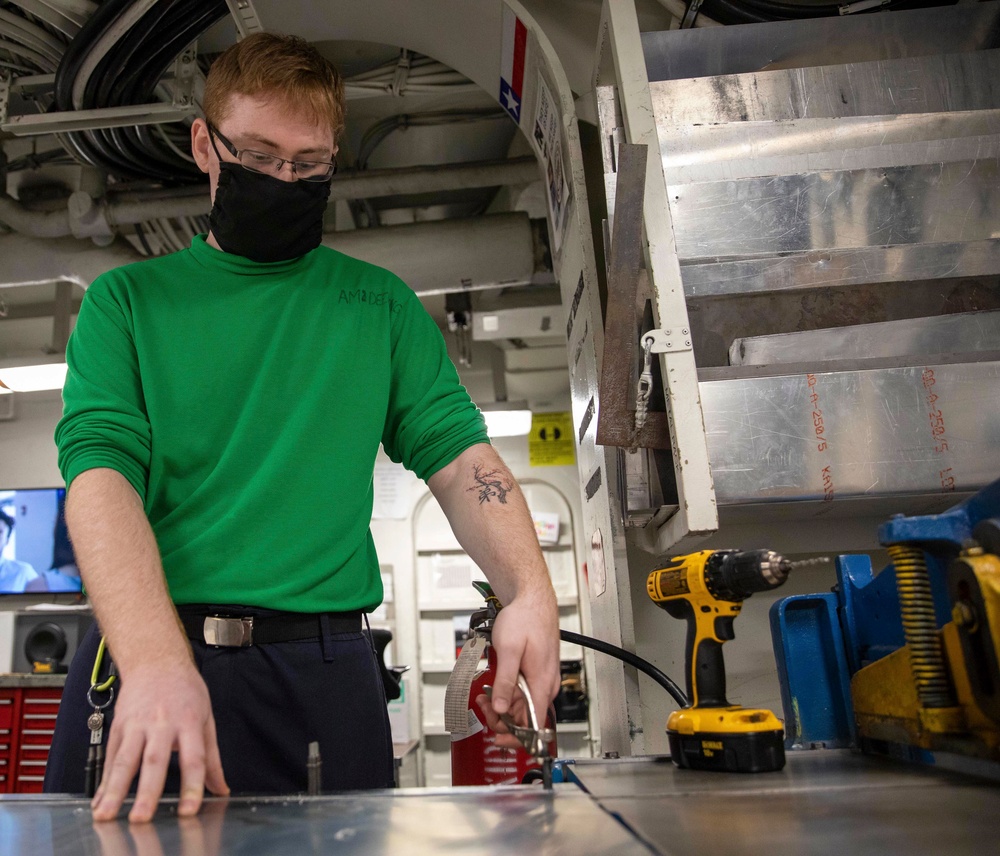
{"left": 476, "top": 587, "right": 560, "bottom": 746}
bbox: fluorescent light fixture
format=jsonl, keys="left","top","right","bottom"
{"left": 480, "top": 401, "right": 533, "bottom": 437}
{"left": 0, "top": 358, "right": 68, "bottom": 394}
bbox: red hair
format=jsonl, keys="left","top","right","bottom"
{"left": 203, "top": 33, "right": 345, "bottom": 137}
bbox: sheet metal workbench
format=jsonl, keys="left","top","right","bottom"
{"left": 565, "top": 750, "right": 1000, "bottom": 855}
{"left": 1, "top": 750, "right": 997, "bottom": 854}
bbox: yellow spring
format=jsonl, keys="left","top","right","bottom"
{"left": 888, "top": 544, "right": 955, "bottom": 709}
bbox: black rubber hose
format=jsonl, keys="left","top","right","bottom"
{"left": 129, "top": 2, "right": 227, "bottom": 100}
{"left": 110, "top": 125, "right": 187, "bottom": 182}
{"left": 52, "top": 0, "right": 146, "bottom": 176}
{"left": 729, "top": 0, "right": 840, "bottom": 16}
{"left": 55, "top": 0, "right": 226, "bottom": 181}
{"left": 103, "top": 0, "right": 206, "bottom": 107}
{"left": 727, "top": 0, "right": 840, "bottom": 18}
{"left": 53, "top": 130, "right": 100, "bottom": 170}
{"left": 54, "top": 0, "right": 134, "bottom": 109}
{"left": 135, "top": 124, "right": 200, "bottom": 175}
{"left": 559, "top": 629, "right": 687, "bottom": 707}
{"left": 80, "top": 128, "right": 151, "bottom": 179}
{"left": 118, "top": 0, "right": 228, "bottom": 181}
{"left": 698, "top": 0, "right": 775, "bottom": 24}
{"left": 94, "top": 0, "right": 213, "bottom": 180}
{"left": 58, "top": 122, "right": 144, "bottom": 180}
{"left": 133, "top": 221, "right": 155, "bottom": 257}
{"left": 701, "top": 0, "right": 944, "bottom": 24}
{"left": 89, "top": 0, "right": 175, "bottom": 108}
{"left": 699, "top": 0, "right": 839, "bottom": 24}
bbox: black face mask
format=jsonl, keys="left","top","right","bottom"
{"left": 208, "top": 162, "right": 332, "bottom": 263}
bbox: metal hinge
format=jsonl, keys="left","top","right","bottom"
{"left": 641, "top": 328, "right": 693, "bottom": 355}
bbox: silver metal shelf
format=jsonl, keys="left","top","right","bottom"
{"left": 599, "top": 1, "right": 1000, "bottom": 550}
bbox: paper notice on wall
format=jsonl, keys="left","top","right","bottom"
{"left": 528, "top": 411, "right": 576, "bottom": 467}
{"left": 532, "top": 73, "right": 570, "bottom": 252}
{"left": 532, "top": 511, "right": 560, "bottom": 545}
{"left": 372, "top": 462, "right": 415, "bottom": 519}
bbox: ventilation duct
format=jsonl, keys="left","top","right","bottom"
{"left": 0, "top": 212, "right": 537, "bottom": 296}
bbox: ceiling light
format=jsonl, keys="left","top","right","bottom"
{"left": 480, "top": 401, "right": 533, "bottom": 437}
{"left": 0, "top": 358, "right": 68, "bottom": 394}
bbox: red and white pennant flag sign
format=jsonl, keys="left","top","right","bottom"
{"left": 498, "top": 4, "right": 526, "bottom": 123}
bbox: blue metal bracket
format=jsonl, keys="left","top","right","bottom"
{"left": 770, "top": 593, "right": 855, "bottom": 748}
{"left": 878, "top": 480, "right": 1000, "bottom": 550}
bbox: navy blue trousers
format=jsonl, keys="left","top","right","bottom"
{"left": 44, "top": 616, "right": 395, "bottom": 796}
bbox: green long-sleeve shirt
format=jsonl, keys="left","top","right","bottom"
{"left": 56, "top": 236, "right": 488, "bottom": 612}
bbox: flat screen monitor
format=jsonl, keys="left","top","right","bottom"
{"left": 0, "top": 488, "right": 82, "bottom": 594}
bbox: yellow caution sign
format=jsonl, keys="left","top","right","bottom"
{"left": 529, "top": 412, "right": 576, "bottom": 467}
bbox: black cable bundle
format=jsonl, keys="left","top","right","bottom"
{"left": 698, "top": 0, "right": 957, "bottom": 26}
{"left": 53, "top": 0, "right": 229, "bottom": 183}
{"left": 697, "top": 0, "right": 833, "bottom": 24}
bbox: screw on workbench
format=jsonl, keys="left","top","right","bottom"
{"left": 307, "top": 741, "right": 321, "bottom": 795}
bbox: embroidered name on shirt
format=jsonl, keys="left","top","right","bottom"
{"left": 339, "top": 289, "right": 402, "bottom": 313}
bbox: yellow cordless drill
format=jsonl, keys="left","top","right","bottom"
{"left": 647, "top": 549, "right": 808, "bottom": 773}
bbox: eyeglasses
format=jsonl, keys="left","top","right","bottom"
{"left": 208, "top": 125, "right": 337, "bottom": 182}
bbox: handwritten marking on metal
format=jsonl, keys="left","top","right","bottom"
{"left": 807, "top": 373, "right": 834, "bottom": 502}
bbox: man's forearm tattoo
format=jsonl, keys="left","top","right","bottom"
{"left": 467, "top": 464, "right": 514, "bottom": 505}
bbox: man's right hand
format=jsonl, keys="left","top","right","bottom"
{"left": 64, "top": 469, "right": 229, "bottom": 822}
{"left": 91, "top": 660, "right": 229, "bottom": 823}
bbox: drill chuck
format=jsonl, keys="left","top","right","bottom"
{"left": 705, "top": 550, "right": 791, "bottom": 602}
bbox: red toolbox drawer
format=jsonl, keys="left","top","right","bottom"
{"left": 0, "top": 692, "right": 16, "bottom": 729}
{"left": 15, "top": 771, "right": 46, "bottom": 793}
{"left": 3, "top": 682, "right": 64, "bottom": 793}
{"left": 18, "top": 743, "right": 52, "bottom": 763}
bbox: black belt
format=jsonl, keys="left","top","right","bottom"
{"left": 177, "top": 608, "right": 362, "bottom": 647}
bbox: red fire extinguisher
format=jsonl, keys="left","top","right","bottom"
{"left": 447, "top": 582, "right": 557, "bottom": 786}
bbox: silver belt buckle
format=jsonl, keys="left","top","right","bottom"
{"left": 203, "top": 616, "right": 254, "bottom": 647}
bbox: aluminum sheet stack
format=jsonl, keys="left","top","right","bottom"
{"left": 614, "top": 3, "right": 1000, "bottom": 526}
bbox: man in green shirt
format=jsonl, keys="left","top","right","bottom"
{"left": 47, "top": 32, "right": 560, "bottom": 823}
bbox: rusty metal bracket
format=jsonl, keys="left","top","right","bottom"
{"left": 596, "top": 142, "right": 671, "bottom": 450}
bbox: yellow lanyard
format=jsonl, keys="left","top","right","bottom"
{"left": 90, "top": 636, "right": 117, "bottom": 693}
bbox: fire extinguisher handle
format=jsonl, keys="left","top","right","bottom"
{"left": 484, "top": 677, "right": 556, "bottom": 759}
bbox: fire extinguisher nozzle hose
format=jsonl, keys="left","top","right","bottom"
{"left": 559, "top": 629, "right": 687, "bottom": 707}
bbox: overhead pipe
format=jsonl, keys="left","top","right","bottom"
{"left": 103, "top": 188, "right": 210, "bottom": 226}
{"left": 0, "top": 212, "right": 538, "bottom": 296}
{"left": 0, "top": 195, "right": 71, "bottom": 239}
{"left": 107, "top": 156, "right": 540, "bottom": 223}
{"left": 0, "top": 157, "right": 542, "bottom": 239}
{"left": 0, "top": 234, "right": 141, "bottom": 288}
{"left": 322, "top": 212, "right": 535, "bottom": 295}
{"left": 323, "top": 156, "right": 539, "bottom": 204}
